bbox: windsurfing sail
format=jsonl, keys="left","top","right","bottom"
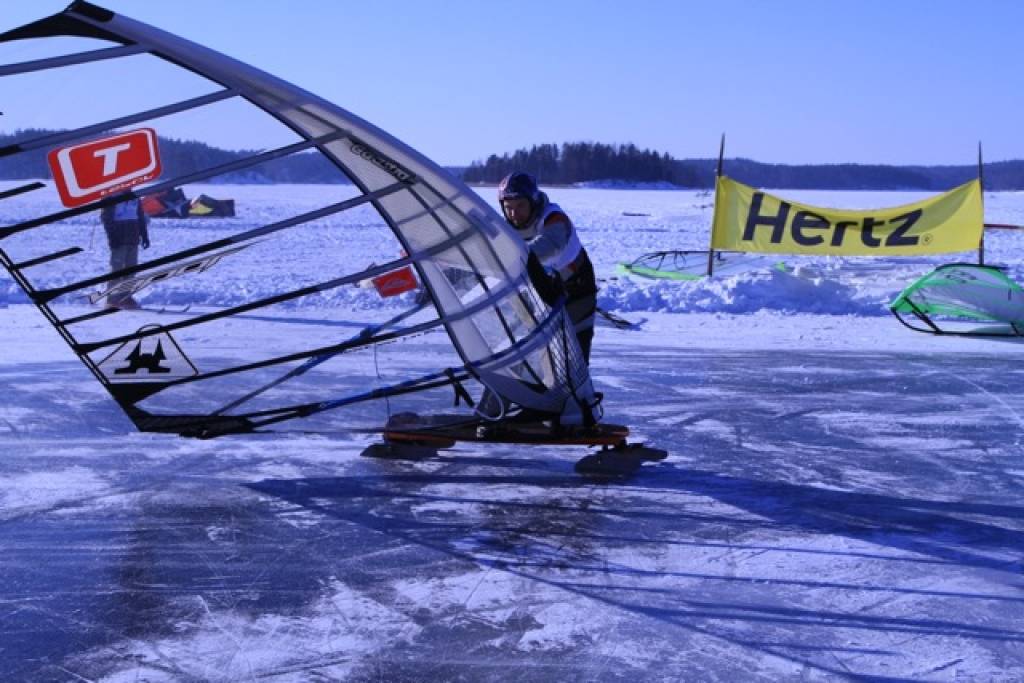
{"left": 615, "top": 250, "right": 786, "bottom": 280}
{"left": 187, "top": 193, "right": 235, "bottom": 218}
{"left": 142, "top": 188, "right": 235, "bottom": 218}
{"left": 141, "top": 187, "right": 189, "bottom": 218}
{"left": 0, "top": 2, "right": 601, "bottom": 436}
{"left": 890, "top": 264, "right": 1024, "bottom": 336}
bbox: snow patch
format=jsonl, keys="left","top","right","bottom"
{"left": 93, "top": 580, "right": 421, "bottom": 682}
{"left": 601, "top": 267, "right": 887, "bottom": 315}
{"left": 0, "top": 466, "right": 109, "bottom": 513}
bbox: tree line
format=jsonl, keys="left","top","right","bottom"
{"left": 4, "top": 129, "right": 1024, "bottom": 190}
{"left": 677, "top": 157, "right": 1024, "bottom": 191}
{"left": 462, "top": 142, "right": 692, "bottom": 186}
{"left": 463, "top": 142, "right": 1024, "bottom": 190}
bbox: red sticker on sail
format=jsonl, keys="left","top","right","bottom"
{"left": 372, "top": 266, "right": 418, "bottom": 297}
{"left": 47, "top": 128, "right": 162, "bottom": 208}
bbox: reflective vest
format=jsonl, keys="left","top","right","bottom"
{"left": 520, "top": 199, "right": 587, "bottom": 281}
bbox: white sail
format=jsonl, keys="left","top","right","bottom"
{"left": 0, "top": 1, "right": 599, "bottom": 435}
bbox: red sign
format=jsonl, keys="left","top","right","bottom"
{"left": 47, "top": 128, "right": 162, "bottom": 208}
{"left": 371, "top": 266, "right": 418, "bottom": 297}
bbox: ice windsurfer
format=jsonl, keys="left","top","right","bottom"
{"left": 498, "top": 172, "right": 597, "bottom": 363}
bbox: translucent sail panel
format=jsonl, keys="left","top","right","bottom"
{"left": 0, "top": 35, "right": 111, "bottom": 64}
{"left": 120, "top": 306, "right": 462, "bottom": 427}
{"left": 0, "top": 51, "right": 264, "bottom": 151}
{"left": 0, "top": 154, "right": 382, "bottom": 309}
{"left": 0, "top": 2, "right": 598, "bottom": 433}
{"left": 0, "top": 91, "right": 311, "bottom": 192}
{"left": 475, "top": 300, "right": 597, "bottom": 420}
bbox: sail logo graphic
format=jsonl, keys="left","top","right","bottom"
{"left": 350, "top": 141, "right": 415, "bottom": 183}
{"left": 115, "top": 340, "right": 172, "bottom": 376}
{"left": 88, "top": 244, "right": 251, "bottom": 305}
{"left": 48, "top": 128, "right": 162, "bottom": 208}
{"left": 97, "top": 329, "right": 197, "bottom": 384}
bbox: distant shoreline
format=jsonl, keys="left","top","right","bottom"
{"left": 1, "top": 178, "right": 1017, "bottom": 195}
{"left": 4, "top": 129, "right": 1023, "bottom": 190}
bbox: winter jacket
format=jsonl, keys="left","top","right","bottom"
{"left": 518, "top": 194, "right": 596, "bottom": 298}
{"left": 101, "top": 199, "right": 150, "bottom": 249}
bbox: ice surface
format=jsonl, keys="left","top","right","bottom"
{"left": 2, "top": 185, "right": 1023, "bottom": 681}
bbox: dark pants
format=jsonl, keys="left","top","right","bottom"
{"left": 107, "top": 244, "right": 139, "bottom": 306}
{"left": 565, "top": 257, "right": 597, "bottom": 365}
{"left": 567, "top": 292, "right": 596, "bottom": 364}
{"left": 577, "top": 323, "right": 594, "bottom": 363}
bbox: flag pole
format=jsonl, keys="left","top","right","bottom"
{"left": 978, "top": 141, "right": 985, "bottom": 265}
{"left": 707, "top": 133, "right": 725, "bottom": 277}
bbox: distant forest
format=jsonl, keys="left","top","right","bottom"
{"left": 463, "top": 142, "right": 684, "bottom": 185}
{"left": 465, "top": 142, "right": 1024, "bottom": 191}
{"left": 4, "top": 130, "right": 1024, "bottom": 190}
{"left": 678, "top": 157, "right": 1024, "bottom": 192}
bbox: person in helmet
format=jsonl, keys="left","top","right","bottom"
{"left": 498, "top": 172, "right": 597, "bottom": 363}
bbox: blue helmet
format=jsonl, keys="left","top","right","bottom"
{"left": 498, "top": 172, "right": 541, "bottom": 205}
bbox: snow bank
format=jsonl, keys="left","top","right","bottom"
{"left": 600, "top": 266, "right": 889, "bottom": 316}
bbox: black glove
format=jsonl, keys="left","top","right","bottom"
{"left": 526, "top": 251, "right": 563, "bottom": 307}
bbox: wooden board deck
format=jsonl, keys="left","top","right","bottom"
{"left": 382, "top": 414, "right": 629, "bottom": 448}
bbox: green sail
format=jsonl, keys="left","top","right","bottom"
{"left": 616, "top": 250, "right": 786, "bottom": 281}
{"left": 890, "top": 264, "right": 1024, "bottom": 335}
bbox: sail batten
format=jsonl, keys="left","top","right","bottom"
{"left": 0, "top": 44, "right": 145, "bottom": 77}
{"left": 0, "top": 182, "right": 46, "bottom": 200}
{"left": 1, "top": 90, "right": 238, "bottom": 158}
{"left": 33, "top": 182, "right": 410, "bottom": 302}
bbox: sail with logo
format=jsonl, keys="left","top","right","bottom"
{"left": 0, "top": 2, "right": 601, "bottom": 437}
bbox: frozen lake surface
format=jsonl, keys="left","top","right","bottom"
{"left": 2, "top": 185, "right": 1024, "bottom": 681}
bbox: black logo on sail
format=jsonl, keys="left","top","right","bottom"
{"left": 114, "top": 340, "right": 172, "bottom": 375}
{"left": 98, "top": 328, "right": 198, "bottom": 383}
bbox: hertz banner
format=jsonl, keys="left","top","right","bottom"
{"left": 710, "top": 176, "right": 983, "bottom": 256}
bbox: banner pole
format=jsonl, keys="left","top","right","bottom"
{"left": 716, "top": 133, "right": 725, "bottom": 178}
{"left": 978, "top": 141, "right": 985, "bottom": 265}
{"left": 707, "top": 133, "right": 725, "bottom": 277}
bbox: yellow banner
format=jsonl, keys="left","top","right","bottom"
{"left": 710, "top": 176, "right": 983, "bottom": 255}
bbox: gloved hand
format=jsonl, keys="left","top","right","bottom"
{"left": 141, "top": 237, "right": 151, "bottom": 249}
{"left": 526, "top": 251, "right": 563, "bottom": 307}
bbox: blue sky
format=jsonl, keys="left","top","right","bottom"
{"left": 2, "top": 1, "right": 1022, "bottom": 166}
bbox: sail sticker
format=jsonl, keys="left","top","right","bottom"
{"left": 97, "top": 327, "right": 198, "bottom": 383}
{"left": 47, "top": 128, "right": 163, "bottom": 208}
{"left": 88, "top": 244, "right": 252, "bottom": 304}
{"left": 371, "top": 265, "right": 418, "bottom": 297}
{"left": 349, "top": 139, "right": 416, "bottom": 183}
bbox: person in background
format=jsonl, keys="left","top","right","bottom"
{"left": 498, "top": 172, "right": 597, "bottom": 363}
{"left": 100, "top": 197, "right": 150, "bottom": 309}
